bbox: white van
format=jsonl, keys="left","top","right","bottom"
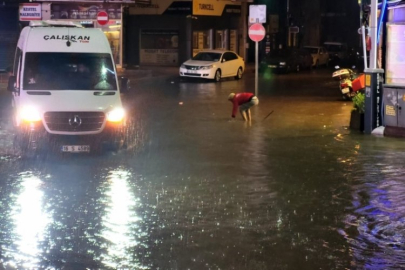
{"left": 8, "top": 21, "right": 130, "bottom": 155}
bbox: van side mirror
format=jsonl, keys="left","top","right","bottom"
{"left": 7, "top": 75, "right": 17, "bottom": 92}
{"left": 120, "top": 77, "right": 130, "bottom": 93}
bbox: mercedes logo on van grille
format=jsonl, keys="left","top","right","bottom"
{"left": 69, "top": 115, "right": 82, "bottom": 128}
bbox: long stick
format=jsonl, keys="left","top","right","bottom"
{"left": 262, "top": 110, "right": 274, "bottom": 121}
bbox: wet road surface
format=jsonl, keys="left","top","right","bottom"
{"left": 1, "top": 68, "right": 405, "bottom": 269}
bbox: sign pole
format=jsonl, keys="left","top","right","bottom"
{"left": 249, "top": 5, "right": 266, "bottom": 97}
{"left": 248, "top": 23, "right": 265, "bottom": 97}
{"left": 255, "top": 41, "right": 258, "bottom": 97}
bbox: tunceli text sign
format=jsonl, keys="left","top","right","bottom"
{"left": 193, "top": 0, "right": 240, "bottom": 16}
{"left": 19, "top": 3, "right": 42, "bottom": 21}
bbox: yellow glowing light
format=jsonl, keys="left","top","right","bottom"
{"left": 20, "top": 106, "right": 41, "bottom": 122}
{"left": 106, "top": 108, "right": 125, "bottom": 122}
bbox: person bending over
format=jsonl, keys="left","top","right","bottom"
{"left": 228, "top": 92, "right": 259, "bottom": 121}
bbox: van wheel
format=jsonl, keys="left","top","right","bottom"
{"left": 213, "top": 70, "right": 221, "bottom": 82}
{"left": 235, "top": 68, "right": 243, "bottom": 80}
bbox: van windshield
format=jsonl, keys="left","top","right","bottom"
{"left": 23, "top": 53, "right": 117, "bottom": 91}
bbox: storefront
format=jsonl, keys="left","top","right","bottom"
{"left": 27, "top": 1, "right": 134, "bottom": 69}
{"left": 385, "top": 4, "right": 405, "bottom": 85}
{"left": 126, "top": 0, "right": 241, "bottom": 67}
{"left": 379, "top": 3, "right": 405, "bottom": 132}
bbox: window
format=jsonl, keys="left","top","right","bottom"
{"left": 192, "top": 52, "right": 221, "bottom": 62}
{"left": 23, "top": 52, "right": 117, "bottom": 91}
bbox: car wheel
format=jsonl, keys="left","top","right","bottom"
{"left": 235, "top": 67, "right": 243, "bottom": 80}
{"left": 214, "top": 69, "right": 221, "bottom": 82}
{"left": 315, "top": 60, "right": 319, "bottom": 69}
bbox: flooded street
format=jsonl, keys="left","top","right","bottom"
{"left": 0, "top": 68, "right": 405, "bottom": 269}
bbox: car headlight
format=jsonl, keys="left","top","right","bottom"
{"left": 279, "top": 62, "right": 286, "bottom": 66}
{"left": 180, "top": 64, "right": 186, "bottom": 69}
{"left": 106, "top": 108, "right": 125, "bottom": 122}
{"left": 20, "top": 106, "right": 41, "bottom": 122}
{"left": 200, "top": 65, "right": 213, "bottom": 70}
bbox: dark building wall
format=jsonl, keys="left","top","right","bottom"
{"left": 302, "top": 0, "right": 321, "bottom": 46}
{"left": 124, "top": 14, "right": 240, "bottom": 67}
{"left": 321, "top": 0, "right": 360, "bottom": 48}
{"left": 125, "top": 15, "right": 187, "bottom": 67}
{"left": 0, "top": 5, "right": 19, "bottom": 71}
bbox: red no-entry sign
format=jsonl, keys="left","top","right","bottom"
{"left": 249, "top": 23, "right": 265, "bottom": 42}
{"left": 97, "top": 11, "right": 109, "bottom": 25}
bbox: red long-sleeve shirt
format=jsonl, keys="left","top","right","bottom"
{"left": 231, "top": 92, "right": 254, "bottom": 117}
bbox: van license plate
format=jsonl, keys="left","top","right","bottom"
{"left": 61, "top": 145, "right": 90, "bottom": 153}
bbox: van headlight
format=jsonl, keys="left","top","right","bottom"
{"left": 279, "top": 62, "right": 286, "bottom": 66}
{"left": 106, "top": 108, "right": 125, "bottom": 122}
{"left": 20, "top": 106, "right": 41, "bottom": 122}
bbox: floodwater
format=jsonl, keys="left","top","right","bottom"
{"left": 0, "top": 69, "right": 404, "bottom": 269}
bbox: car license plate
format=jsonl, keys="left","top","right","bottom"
{"left": 61, "top": 145, "right": 90, "bottom": 153}
{"left": 188, "top": 70, "right": 196, "bottom": 74}
{"left": 268, "top": 65, "right": 277, "bottom": 68}
{"left": 342, "top": 88, "right": 350, "bottom": 94}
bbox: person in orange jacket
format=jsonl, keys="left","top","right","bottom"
{"left": 228, "top": 92, "right": 259, "bottom": 121}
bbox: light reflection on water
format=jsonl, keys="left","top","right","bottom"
{"left": 100, "top": 168, "right": 147, "bottom": 270}
{"left": 334, "top": 136, "right": 405, "bottom": 269}
{"left": 6, "top": 171, "right": 50, "bottom": 269}
{"left": 0, "top": 165, "right": 151, "bottom": 270}
{"left": 1, "top": 120, "right": 405, "bottom": 269}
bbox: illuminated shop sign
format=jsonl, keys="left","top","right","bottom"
{"left": 51, "top": 3, "right": 121, "bottom": 20}
{"left": 19, "top": 3, "right": 42, "bottom": 21}
{"left": 193, "top": 0, "right": 240, "bottom": 16}
{"left": 130, "top": 0, "right": 238, "bottom": 16}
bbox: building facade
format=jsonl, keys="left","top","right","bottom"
{"left": 124, "top": 0, "right": 242, "bottom": 67}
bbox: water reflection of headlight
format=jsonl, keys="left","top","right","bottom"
{"left": 9, "top": 172, "right": 49, "bottom": 268}
{"left": 101, "top": 169, "right": 145, "bottom": 269}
